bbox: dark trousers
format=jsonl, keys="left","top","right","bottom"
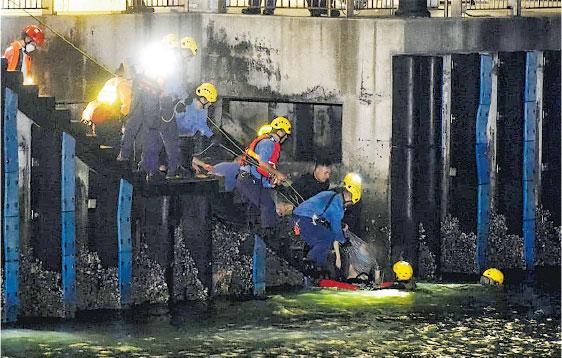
{"left": 294, "top": 215, "right": 337, "bottom": 267}
{"left": 235, "top": 173, "right": 278, "bottom": 229}
{"left": 157, "top": 96, "right": 181, "bottom": 172}
{"left": 248, "top": 0, "right": 275, "bottom": 10}
{"left": 179, "top": 136, "right": 194, "bottom": 169}
{"left": 120, "top": 83, "right": 159, "bottom": 169}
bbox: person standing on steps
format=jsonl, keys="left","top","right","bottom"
{"left": 3, "top": 24, "right": 45, "bottom": 84}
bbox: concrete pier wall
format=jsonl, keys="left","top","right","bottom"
{"left": 1, "top": 13, "right": 559, "bottom": 267}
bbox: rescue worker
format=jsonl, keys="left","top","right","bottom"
{"left": 171, "top": 82, "right": 218, "bottom": 179}
{"left": 393, "top": 261, "right": 413, "bottom": 282}
{"left": 480, "top": 268, "right": 504, "bottom": 286}
{"left": 3, "top": 25, "right": 45, "bottom": 84}
{"left": 116, "top": 57, "right": 162, "bottom": 182}
{"left": 388, "top": 260, "right": 416, "bottom": 290}
{"left": 236, "top": 116, "right": 292, "bottom": 228}
{"left": 81, "top": 63, "right": 132, "bottom": 137}
{"left": 291, "top": 156, "right": 332, "bottom": 204}
{"left": 292, "top": 172, "right": 362, "bottom": 273}
{"left": 154, "top": 33, "right": 191, "bottom": 180}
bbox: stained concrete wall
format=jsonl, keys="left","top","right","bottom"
{"left": 2, "top": 14, "right": 560, "bottom": 265}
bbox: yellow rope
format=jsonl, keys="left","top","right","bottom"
{"left": 206, "top": 114, "right": 306, "bottom": 204}
{"left": 8, "top": 0, "right": 116, "bottom": 77}
{"left": 10, "top": 0, "right": 308, "bottom": 204}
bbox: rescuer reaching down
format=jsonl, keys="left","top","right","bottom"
{"left": 292, "top": 173, "right": 362, "bottom": 276}
{"left": 3, "top": 24, "right": 45, "bottom": 85}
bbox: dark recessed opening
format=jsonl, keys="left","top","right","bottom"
{"left": 220, "top": 98, "right": 342, "bottom": 163}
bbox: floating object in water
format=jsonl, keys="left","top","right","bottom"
{"left": 318, "top": 279, "right": 358, "bottom": 291}
{"left": 480, "top": 267, "right": 504, "bottom": 285}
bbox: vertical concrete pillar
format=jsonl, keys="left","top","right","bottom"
{"left": 440, "top": 55, "right": 452, "bottom": 223}
{"left": 117, "top": 179, "right": 133, "bottom": 306}
{"left": 497, "top": 52, "right": 526, "bottom": 236}
{"left": 541, "top": 52, "right": 561, "bottom": 227}
{"left": 450, "top": 0, "right": 463, "bottom": 17}
{"left": 417, "top": 56, "right": 442, "bottom": 264}
{"left": 391, "top": 56, "right": 417, "bottom": 266}
{"left": 3, "top": 88, "right": 20, "bottom": 322}
{"left": 488, "top": 54, "right": 499, "bottom": 213}
{"left": 253, "top": 234, "right": 266, "bottom": 297}
{"left": 475, "top": 54, "right": 493, "bottom": 271}
{"left": 522, "top": 52, "right": 540, "bottom": 271}
{"left": 61, "top": 132, "right": 76, "bottom": 316}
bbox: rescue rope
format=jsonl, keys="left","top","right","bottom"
{"left": 205, "top": 114, "right": 306, "bottom": 204}
{"left": 8, "top": 0, "right": 117, "bottom": 78}
{"left": 11, "top": 0, "right": 307, "bottom": 205}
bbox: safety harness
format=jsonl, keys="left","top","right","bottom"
{"left": 293, "top": 191, "right": 340, "bottom": 235}
{"left": 241, "top": 134, "right": 280, "bottom": 179}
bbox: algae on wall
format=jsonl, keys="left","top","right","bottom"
{"left": 486, "top": 213, "right": 525, "bottom": 269}
{"left": 535, "top": 206, "right": 561, "bottom": 266}
{"left": 440, "top": 215, "right": 478, "bottom": 274}
{"left": 212, "top": 221, "right": 253, "bottom": 296}
{"left": 132, "top": 244, "right": 169, "bottom": 305}
{"left": 75, "top": 242, "right": 120, "bottom": 310}
{"left": 19, "top": 246, "right": 65, "bottom": 318}
{"left": 173, "top": 226, "right": 207, "bottom": 302}
{"left": 418, "top": 223, "right": 437, "bottom": 280}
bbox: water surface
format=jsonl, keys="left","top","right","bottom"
{"left": 2, "top": 283, "right": 560, "bottom": 357}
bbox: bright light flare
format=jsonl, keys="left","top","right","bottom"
{"left": 97, "top": 81, "right": 118, "bottom": 105}
{"left": 139, "top": 43, "right": 178, "bottom": 80}
{"left": 349, "top": 173, "right": 362, "bottom": 184}
{"left": 23, "top": 75, "right": 34, "bottom": 85}
{"left": 344, "top": 289, "right": 411, "bottom": 299}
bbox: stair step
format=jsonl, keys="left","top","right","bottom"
{"left": 20, "top": 84, "right": 39, "bottom": 97}
{"left": 53, "top": 109, "right": 71, "bottom": 130}
{"left": 3, "top": 71, "right": 22, "bottom": 90}
{"left": 37, "top": 96, "right": 56, "bottom": 112}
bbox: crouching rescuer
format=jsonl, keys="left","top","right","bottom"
{"left": 292, "top": 173, "right": 362, "bottom": 277}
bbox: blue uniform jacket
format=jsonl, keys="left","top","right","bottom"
{"left": 294, "top": 191, "right": 346, "bottom": 243}
{"left": 240, "top": 136, "right": 276, "bottom": 189}
{"left": 176, "top": 99, "right": 213, "bottom": 137}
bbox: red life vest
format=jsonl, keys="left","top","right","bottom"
{"left": 3, "top": 41, "right": 32, "bottom": 81}
{"left": 242, "top": 134, "right": 280, "bottom": 178}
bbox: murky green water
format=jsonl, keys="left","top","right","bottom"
{"left": 2, "top": 283, "right": 560, "bottom": 357}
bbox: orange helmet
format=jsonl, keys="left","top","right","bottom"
{"left": 23, "top": 25, "right": 44, "bottom": 46}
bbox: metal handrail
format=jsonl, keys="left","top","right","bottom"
{"left": 225, "top": 0, "right": 395, "bottom": 10}
{"left": 2, "top": 0, "right": 45, "bottom": 9}
{"left": 126, "top": 0, "right": 184, "bottom": 7}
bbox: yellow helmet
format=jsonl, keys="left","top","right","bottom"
{"left": 181, "top": 36, "right": 198, "bottom": 56}
{"left": 257, "top": 124, "right": 273, "bottom": 136}
{"left": 270, "top": 116, "right": 291, "bottom": 134}
{"left": 343, "top": 172, "right": 362, "bottom": 204}
{"left": 195, "top": 83, "right": 218, "bottom": 103}
{"left": 162, "top": 33, "right": 179, "bottom": 48}
{"left": 393, "top": 261, "right": 413, "bottom": 281}
{"left": 481, "top": 268, "right": 504, "bottom": 285}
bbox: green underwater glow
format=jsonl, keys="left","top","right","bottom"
{"left": 2, "top": 283, "right": 559, "bottom": 357}
{"left": 271, "top": 288, "right": 414, "bottom": 311}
